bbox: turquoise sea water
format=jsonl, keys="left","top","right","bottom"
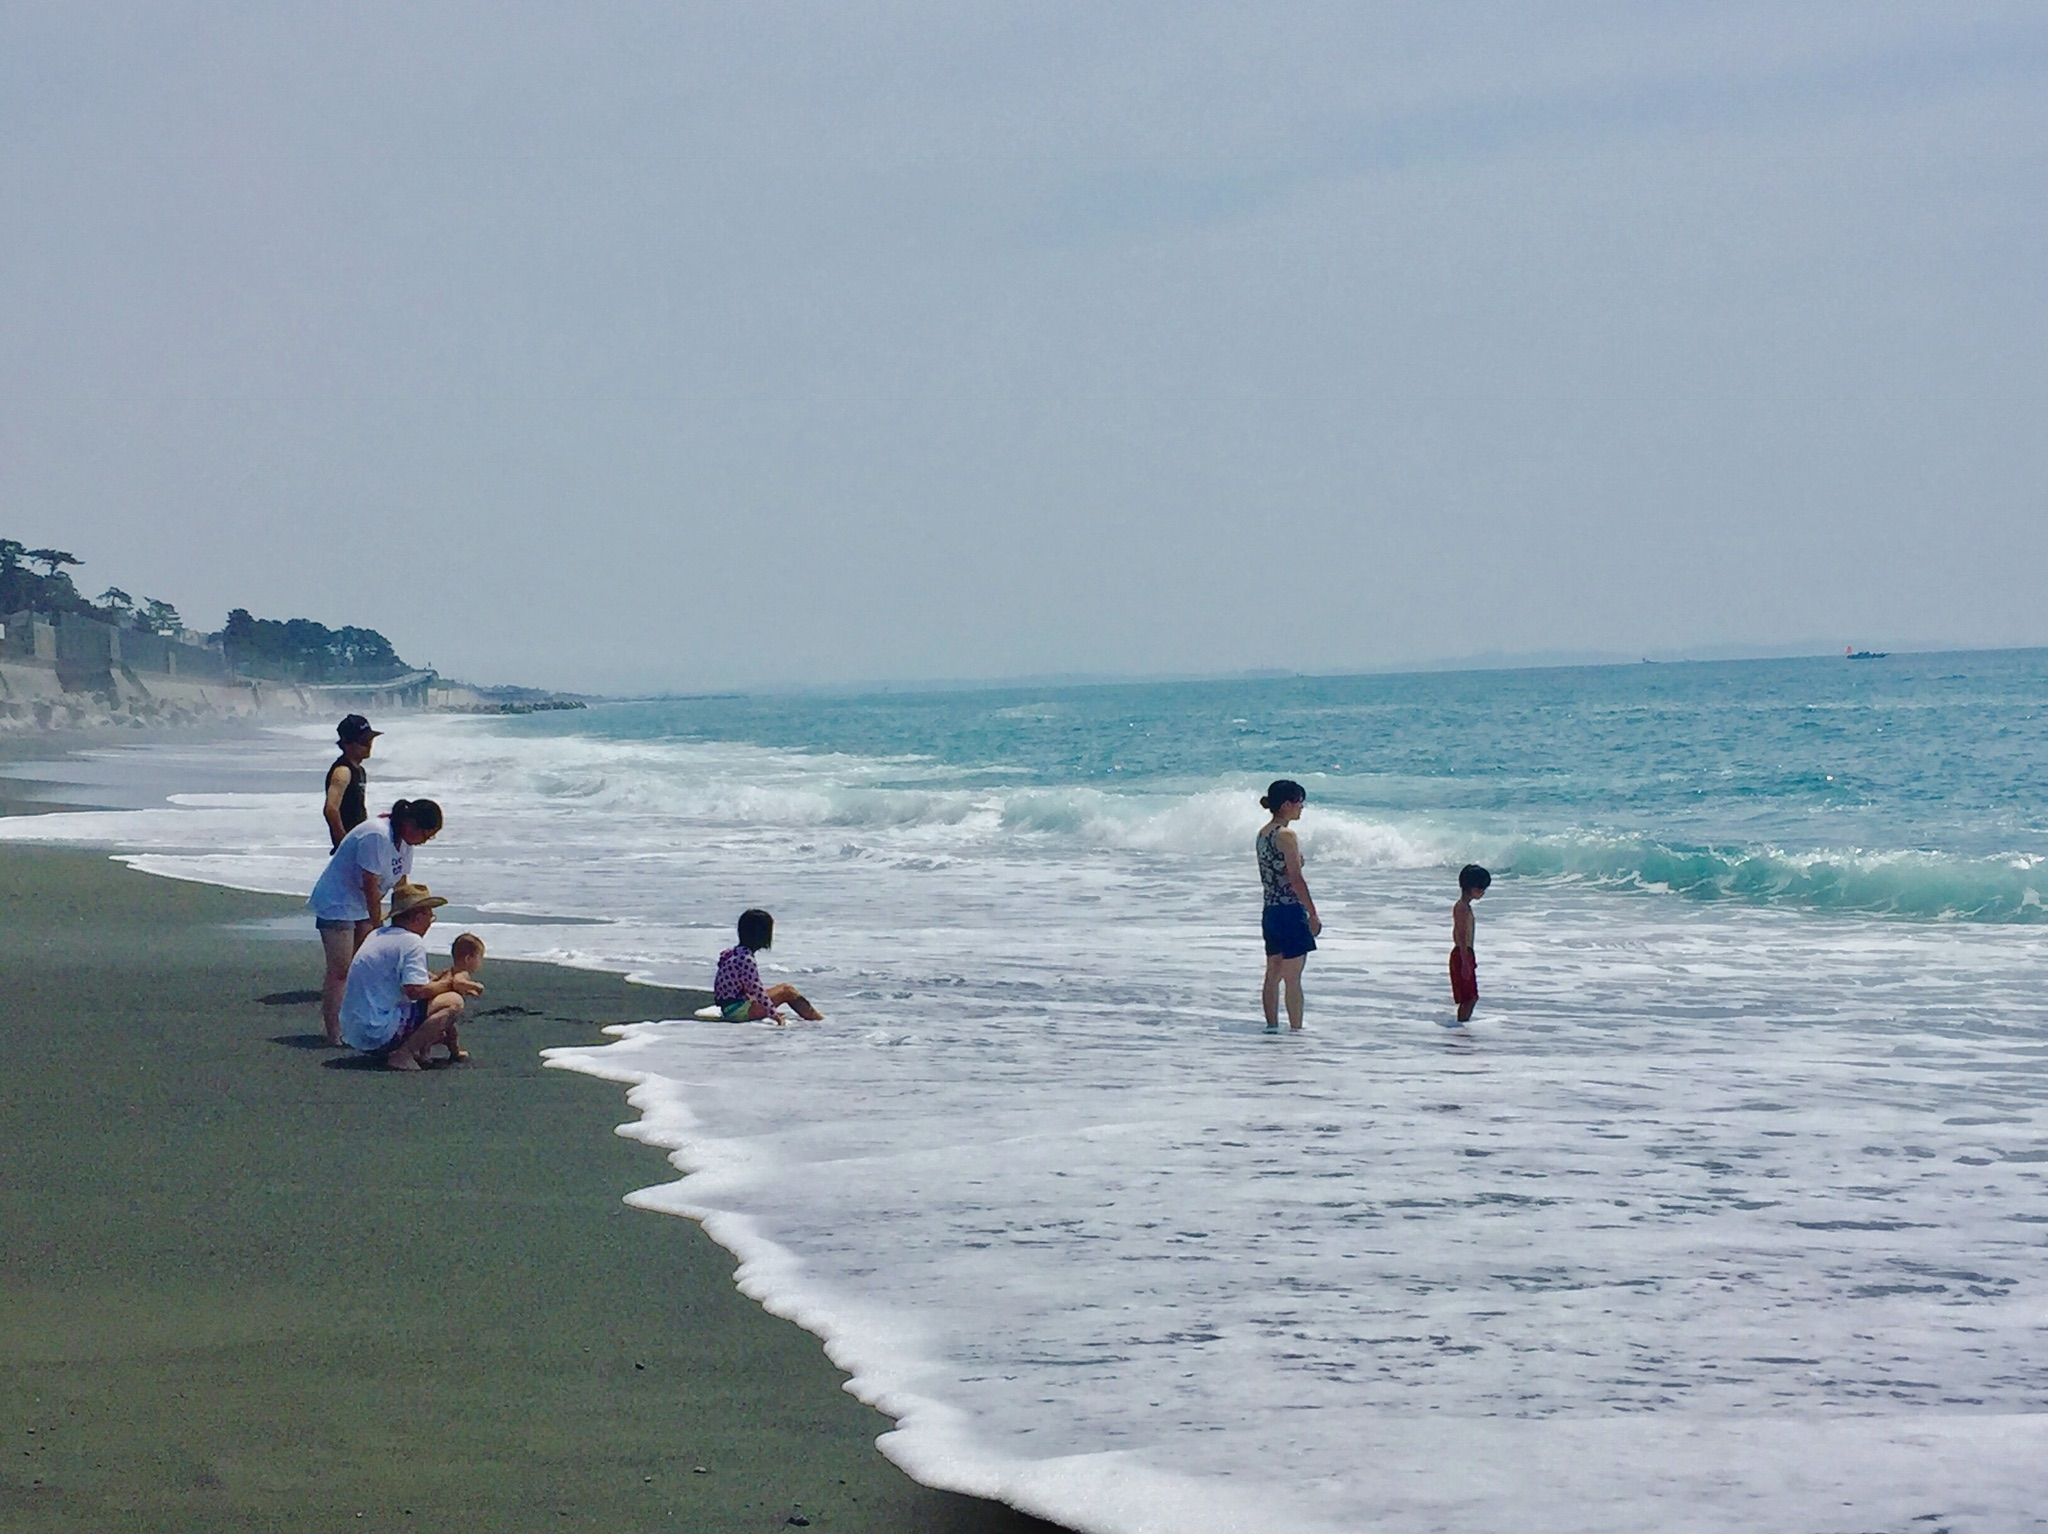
{"left": 505, "top": 647, "right": 2048, "bottom": 922}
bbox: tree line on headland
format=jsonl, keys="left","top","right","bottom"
{"left": 2, "top": 535, "right": 412, "bottom": 684}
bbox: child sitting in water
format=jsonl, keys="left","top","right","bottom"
{"left": 1450, "top": 864, "right": 1491, "bottom": 1025}
{"left": 427, "top": 932, "right": 486, "bottom": 1062}
{"left": 714, "top": 909, "right": 823, "bottom": 1025}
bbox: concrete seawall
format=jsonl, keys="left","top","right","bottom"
{"left": 0, "top": 657, "right": 312, "bottom": 732}
{"left": 1, "top": 658, "right": 581, "bottom": 734}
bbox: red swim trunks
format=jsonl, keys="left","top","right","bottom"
{"left": 1449, "top": 949, "right": 1478, "bottom": 1009}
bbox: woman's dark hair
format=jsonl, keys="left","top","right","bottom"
{"left": 1259, "top": 779, "right": 1306, "bottom": 813}
{"left": 390, "top": 798, "right": 443, "bottom": 835}
{"left": 738, "top": 908, "right": 774, "bottom": 951}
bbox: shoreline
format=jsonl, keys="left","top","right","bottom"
{"left": 0, "top": 758, "right": 1060, "bottom": 1531}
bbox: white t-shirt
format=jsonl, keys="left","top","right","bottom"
{"left": 309, "top": 817, "right": 412, "bottom": 922}
{"left": 340, "top": 923, "right": 431, "bottom": 1051}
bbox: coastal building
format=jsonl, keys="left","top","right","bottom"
{"left": 1, "top": 612, "right": 58, "bottom": 663}
{"left": 2, "top": 608, "right": 310, "bottom": 731}
{"left": 3, "top": 609, "right": 231, "bottom": 690}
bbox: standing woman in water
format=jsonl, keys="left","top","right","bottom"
{"left": 1255, "top": 779, "right": 1321, "bottom": 1031}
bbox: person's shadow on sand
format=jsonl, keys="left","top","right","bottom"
{"left": 261, "top": 990, "right": 330, "bottom": 1055}
{"left": 315, "top": 1051, "right": 465, "bottom": 1071}
{"left": 319, "top": 1052, "right": 392, "bottom": 1071}
{"left": 258, "top": 1033, "right": 399, "bottom": 1068}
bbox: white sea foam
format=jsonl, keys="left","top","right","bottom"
{"left": 6, "top": 718, "right": 2048, "bottom": 1532}
{"left": 544, "top": 887, "right": 2048, "bottom": 1533}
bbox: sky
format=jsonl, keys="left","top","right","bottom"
{"left": 3, "top": 3, "right": 2045, "bottom": 693}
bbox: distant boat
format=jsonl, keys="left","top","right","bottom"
{"left": 1845, "top": 645, "right": 1888, "bottom": 660}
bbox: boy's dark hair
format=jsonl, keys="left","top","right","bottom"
{"left": 1459, "top": 863, "right": 1492, "bottom": 894}
{"left": 737, "top": 908, "right": 774, "bottom": 951}
{"left": 450, "top": 932, "right": 485, "bottom": 960}
{"left": 1260, "top": 779, "right": 1306, "bottom": 812}
{"left": 390, "top": 797, "right": 443, "bottom": 835}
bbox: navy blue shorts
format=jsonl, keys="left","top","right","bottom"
{"left": 1262, "top": 903, "right": 1317, "bottom": 959}
{"left": 369, "top": 999, "right": 430, "bottom": 1058}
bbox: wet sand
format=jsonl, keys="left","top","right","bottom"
{"left": 0, "top": 835, "right": 1058, "bottom": 1532}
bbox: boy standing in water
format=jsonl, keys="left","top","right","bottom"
{"left": 1450, "top": 864, "right": 1491, "bottom": 1024}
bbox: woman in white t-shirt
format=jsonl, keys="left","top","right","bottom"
{"left": 310, "top": 797, "right": 443, "bottom": 1045}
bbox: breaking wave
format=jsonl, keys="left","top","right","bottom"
{"left": 1489, "top": 833, "right": 2045, "bottom": 922}
{"left": 404, "top": 726, "right": 2048, "bottom": 923}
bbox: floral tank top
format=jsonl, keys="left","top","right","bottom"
{"left": 1256, "top": 826, "right": 1300, "bottom": 908}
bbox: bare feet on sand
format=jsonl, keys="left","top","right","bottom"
{"left": 385, "top": 1051, "right": 423, "bottom": 1072}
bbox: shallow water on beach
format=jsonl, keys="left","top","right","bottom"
{"left": 6, "top": 653, "right": 2048, "bottom": 1531}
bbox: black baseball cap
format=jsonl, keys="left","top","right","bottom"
{"left": 337, "top": 714, "right": 381, "bottom": 744}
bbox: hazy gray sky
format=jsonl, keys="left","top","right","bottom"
{"left": 4, "top": 3, "right": 2044, "bottom": 691}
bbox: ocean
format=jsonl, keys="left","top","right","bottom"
{"left": 6, "top": 650, "right": 2048, "bottom": 1533}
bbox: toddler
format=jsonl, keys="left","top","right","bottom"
{"left": 428, "top": 932, "right": 486, "bottom": 1062}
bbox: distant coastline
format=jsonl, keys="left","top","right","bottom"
{"left": 2, "top": 536, "right": 583, "bottom": 733}
{"left": 0, "top": 652, "right": 589, "bottom": 734}
{"left": 0, "top": 624, "right": 587, "bottom": 735}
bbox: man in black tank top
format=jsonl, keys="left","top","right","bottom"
{"left": 325, "top": 714, "right": 380, "bottom": 850}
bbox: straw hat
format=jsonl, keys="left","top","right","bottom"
{"left": 387, "top": 881, "right": 448, "bottom": 921}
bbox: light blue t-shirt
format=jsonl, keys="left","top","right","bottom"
{"left": 340, "top": 924, "right": 431, "bottom": 1051}
{"left": 309, "top": 817, "right": 411, "bottom": 923}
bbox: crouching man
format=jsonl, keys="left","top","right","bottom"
{"left": 341, "top": 881, "right": 482, "bottom": 1072}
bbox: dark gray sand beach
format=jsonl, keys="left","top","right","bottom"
{"left": 0, "top": 835, "right": 1059, "bottom": 1533}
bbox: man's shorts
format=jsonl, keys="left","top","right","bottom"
{"left": 1262, "top": 903, "right": 1317, "bottom": 959}
{"left": 368, "top": 999, "right": 430, "bottom": 1057}
{"left": 720, "top": 997, "right": 762, "bottom": 1022}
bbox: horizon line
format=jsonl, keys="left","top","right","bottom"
{"left": 577, "top": 638, "right": 2046, "bottom": 705}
